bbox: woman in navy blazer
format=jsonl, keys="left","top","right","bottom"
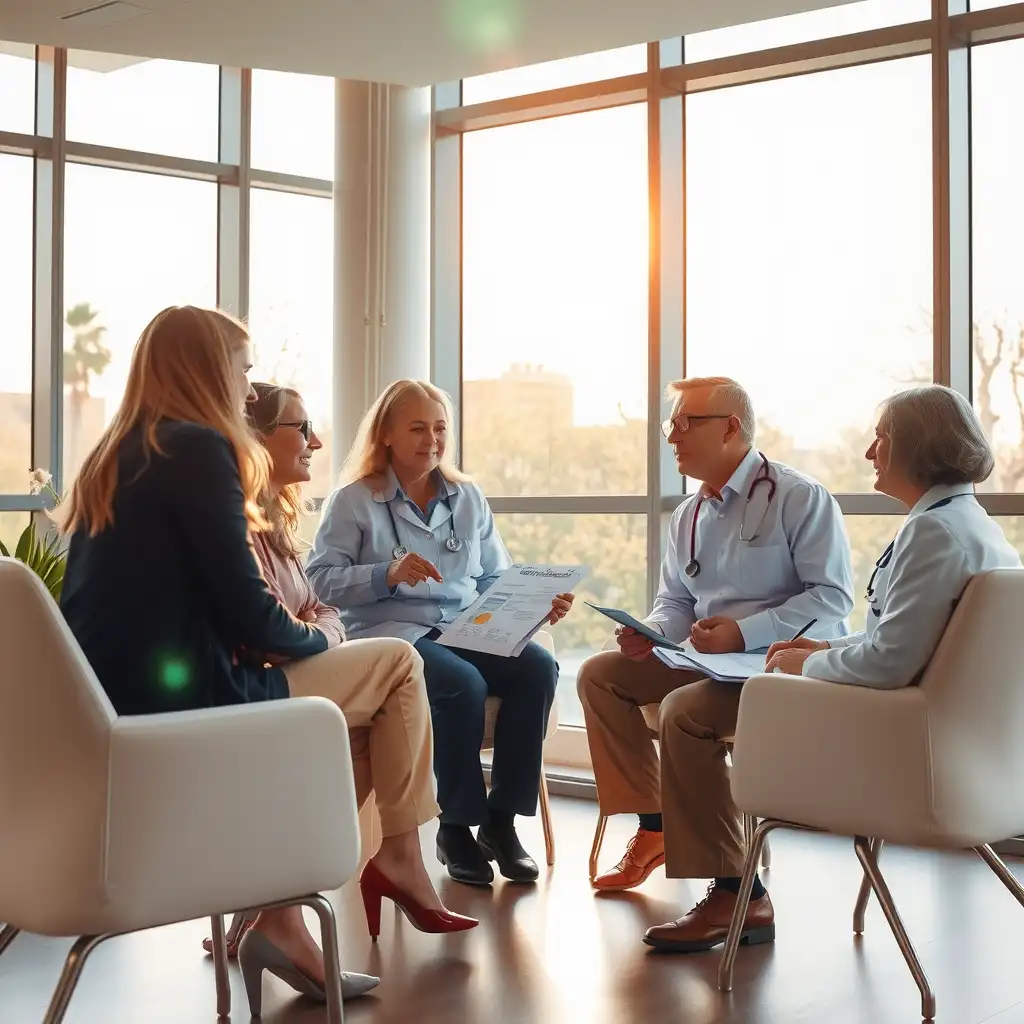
{"left": 60, "top": 307, "right": 474, "bottom": 1011}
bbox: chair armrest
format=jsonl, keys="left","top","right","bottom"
{"left": 103, "top": 697, "right": 360, "bottom": 931}
{"left": 732, "top": 673, "right": 931, "bottom": 842}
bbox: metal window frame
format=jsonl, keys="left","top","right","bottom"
{"left": 1, "top": 50, "right": 333, "bottom": 516}
{"left": 431, "top": 1, "right": 1024, "bottom": 762}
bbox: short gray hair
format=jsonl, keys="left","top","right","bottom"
{"left": 666, "top": 376, "right": 756, "bottom": 445}
{"left": 878, "top": 385, "right": 994, "bottom": 487}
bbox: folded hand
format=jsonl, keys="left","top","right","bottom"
{"left": 689, "top": 616, "right": 743, "bottom": 654}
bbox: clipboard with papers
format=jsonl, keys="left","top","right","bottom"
{"left": 584, "top": 601, "right": 767, "bottom": 682}
{"left": 583, "top": 602, "right": 688, "bottom": 650}
{"left": 651, "top": 646, "right": 767, "bottom": 683}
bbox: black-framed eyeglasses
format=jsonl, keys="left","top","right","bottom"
{"left": 661, "top": 414, "right": 732, "bottom": 439}
{"left": 279, "top": 420, "right": 313, "bottom": 441}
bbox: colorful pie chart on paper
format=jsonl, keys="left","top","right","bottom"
{"left": 473, "top": 613, "right": 493, "bottom": 625}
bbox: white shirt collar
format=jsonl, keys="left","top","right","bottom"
{"left": 907, "top": 482, "right": 976, "bottom": 519}
{"left": 719, "top": 447, "right": 762, "bottom": 501}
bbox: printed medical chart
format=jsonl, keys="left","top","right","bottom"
{"left": 653, "top": 645, "right": 768, "bottom": 682}
{"left": 436, "top": 564, "right": 588, "bottom": 657}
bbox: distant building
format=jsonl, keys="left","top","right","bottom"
{"left": 463, "top": 364, "right": 574, "bottom": 434}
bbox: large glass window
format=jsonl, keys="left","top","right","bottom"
{"left": 685, "top": 58, "right": 933, "bottom": 494}
{"left": 684, "top": 0, "right": 929, "bottom": 63}
{"left": 0, "top": 154, "right": 34, "bottom": 494}
{"left": 248, "top": 189, "right": 335, "bottom": 501}
{"left": 971, "top": 39, "right": 1024, "bottom": 493}
{"left": 462, "top": 44, "right": 648, "bottom": 104}
{"left": 461, "top": 104, "right": 648, "bottom": 496}
{"left": 0, "top": 45, "right": 35, "bottom": 134}
{"left": 66, "top": 52, "right": 219, "bottom": 161}
{"left": 250, "top": 70, "right": 335, "bottom": 179}
{"left": 62, "top": 165, "right": 217, "bottom": 482}
{"left": 495, "top": 513, "right": 647, "bottom": 725}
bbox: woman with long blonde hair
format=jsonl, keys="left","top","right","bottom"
{"left": 60, "top": 311, "right": 475, "bottom": 1017}
{"left": 308, "top": 380, "right": 574, "bottom": 888}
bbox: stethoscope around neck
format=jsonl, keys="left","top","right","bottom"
{"left": 683, "top": 452, "right": 777, "bottom": 579}
{"left": 865, "top": 492, "right": 967, "bottom": 614}
{"left": 385, "top": 494, "right": 463, "bottom": 559}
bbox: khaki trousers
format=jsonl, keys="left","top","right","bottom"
{"left": 283, "top": 637, "right": 440, "bottom": 837}
{"left": 577, "top": 649, "right": 745, "bottom": 878}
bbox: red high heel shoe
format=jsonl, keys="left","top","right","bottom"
{"left": 359, "top": 859, "right": 478, "bottom": 940}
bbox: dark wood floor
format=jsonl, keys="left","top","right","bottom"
{"left": 5, "top": 795, "right": 1024, "bottom": 1023}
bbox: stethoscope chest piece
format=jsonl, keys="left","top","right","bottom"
{"left": 445, "top": 535, "right": 463, "bottom": 553}
{"left": 392, "top": 544, "right": 409, "bottom": 559}
{"left": 684, "top": 559, "right": 700, "bottom": 578}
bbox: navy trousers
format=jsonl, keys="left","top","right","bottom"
{"left": 414, "top": 636, "right": 558, "bottom": 826}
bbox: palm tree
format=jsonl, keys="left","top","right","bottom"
{"left": 64, "top": 303, "right": 111, "bottom": 476}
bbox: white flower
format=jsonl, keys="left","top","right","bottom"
{"left": 29, "top": 468, "right": 53, "bottom": 496}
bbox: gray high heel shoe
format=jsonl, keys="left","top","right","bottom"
{"left": 237, "top": 929, "right": 380, "bottom": 1015}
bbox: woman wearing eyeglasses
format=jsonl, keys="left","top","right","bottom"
{"left": 307, "top": 379, "right": 574, "bottom": 889}
{"left": 766, "top": 385, "right": 1021, "bottom": 686}
{"left": 199, "top": 382, "right": 477, "bottom": 980}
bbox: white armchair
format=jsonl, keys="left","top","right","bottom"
{"left": 719, "top": 569, "right": 1024, "bottom": 1020}
{"left": 0, "top": 558, "right": 361, "bottom": 1023}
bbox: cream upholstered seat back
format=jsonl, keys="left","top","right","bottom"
{"left": 732, "top": 568, "right": 1024, "bottom": 849}
{"left": 0, "top": 557, "right": 116, "bottom": 923}
{"left": 917, "top": 568, "right": 1024, "bottom": 844}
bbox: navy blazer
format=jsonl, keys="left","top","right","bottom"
{"left": 60, "top": 420, "right": 327, "bottom": 715}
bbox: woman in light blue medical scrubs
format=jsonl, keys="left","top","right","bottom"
{"left": 308, "top": 380, "right": 573, "bottom": 887}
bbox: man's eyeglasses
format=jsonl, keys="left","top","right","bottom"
{"left": 661, "top": 414, "right": 732, "bottom": 439}
{"left": 279, "top": 420, "right": 313, "bottom": 441}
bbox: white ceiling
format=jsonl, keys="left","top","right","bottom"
{"left": 0, "top": 0, "right": 859, "bottom": 87}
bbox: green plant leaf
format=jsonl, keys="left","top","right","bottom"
{"left": 14, "top": 524, "right": 33, "bottom": 564}
{"left": 0, "top": 540, "right": 8, "bottom": 558}
{"left": 45, "top": 561, "right": 66, "bottom": 601}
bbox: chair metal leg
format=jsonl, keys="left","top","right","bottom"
{"left": 854, "top": 835, "right": 935, "bottom": 1020}
{"left": 210, "top": 915, "right": 231, "bottom": 1018}
{"left": 589, "top": 814, "right": 609, "bottom": 881}
{"left": 304, "top": 894, "right": 345, "bottom": 1024}
{"left": 742, "top": 815, "right": 771, "bottom": 870}
{"left": 42, "top": 934, "right": 110, "bottom": 1024}
{"left": 0, "top": 924, "right": 20, "bottom": 956}
{"left": 718, "top": 818, "right": 783, "bottom": 993}
{"left": 853, "top": 837, "right": 882, "bottom": 934}
{"left": 976, "top": 844, "right": 1024, "bottom": 909}
{"left": 538, "top": 773, "right": 556, "bottom": 866}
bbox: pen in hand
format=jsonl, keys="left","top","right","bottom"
{"left": 789, "top": 618, "right": 818, "bottom": 642}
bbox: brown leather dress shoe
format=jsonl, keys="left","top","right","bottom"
{"left": 643, "top": 883, "right": 774, "bottom": 952}
{"left": 592, "top": 829, "right": 665, "bottom": 891}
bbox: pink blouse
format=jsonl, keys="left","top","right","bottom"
{"left": 251, "top": 531, "right": 345, "bottom": 648}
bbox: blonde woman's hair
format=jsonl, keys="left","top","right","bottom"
{"left": 64, "top": 305, "right": 268, "bottom": 536}
{"left": 666, "top": 376, "right": 756, "bottom": 444}
{"left": 339, "top": 379, "right": 469, "bottom": 487}
{"left": 247, "top": 381, "right": 309, "bottom": 558}
{"left": 878, "top": 385, "right": 994, "bottom": 487}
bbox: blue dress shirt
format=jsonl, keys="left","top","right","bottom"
{"left": 648, "top": 447, "right": 854, "bottom": 649}
{"left": 307, "top": 468, "right": 512, "bottom": 644}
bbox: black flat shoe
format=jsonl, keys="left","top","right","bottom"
{"left": 477, "top": 823, "right": 539, "bottom": 883}
{"left": 436, "top": 825, "right": 494, "bottom": 886}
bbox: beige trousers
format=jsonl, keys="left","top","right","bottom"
{"left": 577, "top": 649, "right": 746, "bottom": 878}
{"left": 283, "top": 637, "right": 440, "bottom": 837}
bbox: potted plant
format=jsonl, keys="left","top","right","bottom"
{"left": 0, "top": 469, "right": 67, "bottom": 601}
